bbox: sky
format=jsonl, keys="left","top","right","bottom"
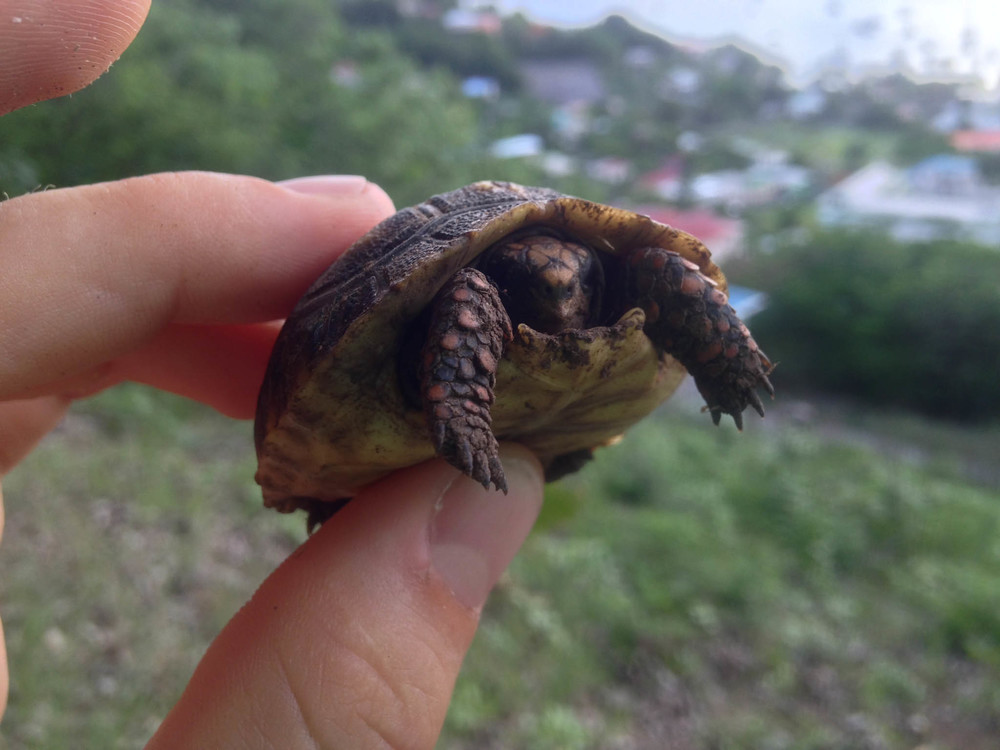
{"left": 481, "top": 0, "right": 1000, "bottom": 90}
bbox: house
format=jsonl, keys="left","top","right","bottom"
{"left": 539, "top": 152, "right": 575, "bottom": 178}
{"left": 639, "top": 153, "right": 813, "bottom": 211}
{"left": 690, "top": 163, "right": 811, "bottom": 211}
{"left": 395, "top": 0, "right": 445, "bottom": 18}
{"left": 816, "top": 158, "right": 1000, "bottom": 245}
{"left": 786, "top": 85, "right": 827, "bottom": 119}
{"left": 907, "top": 155, "right": 979, "bottom": 195}
{"left": 658, "top": 67, "right": 701, "bottom": 101}
{"left": 690, "top": 170, "right": 747, "bottom": 207}
{"left": 461, "top": 76, "right": 500, "bottom": 99}
{"left": 442, "top": 8, "right": 502, "bottom": 34}
{"left": 585, "top": 157, "right": 631, "bottom": 184}
{"left": 550, "top": 101, "right": 591, "bottom": 143}
{"left": 638, "top": 158, "right": 684, "bottom": 201}
{"left": 951, "top": 130, "right": 1000, "bottom": 153}
{"left": 518, "top": 59, "right": 606, "bottom": 106}
{"left": 489, "top": 134, "right": 544, "bottom": 159}
{"left": 745, "top": 161, "right": 812, "bottom": 197}
{"left": 623, "top": 46, "right": 657, "bottom": 69}
{"left": 933, "top": 99, "right": 1000, "bottom": 133}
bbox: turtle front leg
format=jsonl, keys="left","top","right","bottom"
{"left": 623, "top": 247, "right": 774, "bottom": 429}
{"left": 420, "top": 267, "right": 513, "bottom": 492}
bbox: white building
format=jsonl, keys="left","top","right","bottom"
{"left": 489, "top": 134, "right": 544, "bottom": 160}
{"left": 816, "top": 158, "right": 1000, "bottom": 245}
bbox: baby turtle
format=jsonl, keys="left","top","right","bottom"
{"left": 255, "top": 181, "right": 773, "bottom": 521}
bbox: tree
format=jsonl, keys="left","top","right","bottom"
{"left": 748, "top": 231, "right": 1000, "bottom": 421}
{"left": 1, "top": 0, "right": 496, "bottom": 204}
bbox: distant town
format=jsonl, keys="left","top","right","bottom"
{"left": 406, "top": 3, "right": 1000, "bottom": 258}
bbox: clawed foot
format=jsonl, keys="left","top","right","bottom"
{"left": 698, "top": 352, "right": 775, "bottom": 430}
{"left": 621, "top": 246, "right": 776, "bottom": 430}
{"left": 430, "top": 407, "right": 508, "bottom": 492}
{"left": 420, "top": 267, "right": 512, "bottom": 492}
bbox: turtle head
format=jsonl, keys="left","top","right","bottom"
{"left": 480, "top": 234, "right": 603, "bottom": 333}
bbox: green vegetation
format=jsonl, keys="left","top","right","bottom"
{"left": 730, "top": 121, "right": 950, "bottom": 175}
{"left": 0, "top": 0, "right": 965, "bottom": 205}
{"left": 1, "top": 387, "right": 998, "bottom": 748}
{"left": 745, "top": 231, "right": 1000, "bottom": 422}
{"left": 448, "top": 405, "right": 1000, "bottom": 748}
{"left": 0, "top": 0, "right": 544, "bottom": 205}
{"left": 0, "top": 388, "right": 295, "bottom": 748}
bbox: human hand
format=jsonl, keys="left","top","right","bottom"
{"left": 0, "top": 1, "right": 545, "bottom": 747}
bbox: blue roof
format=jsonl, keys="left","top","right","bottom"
{"left": 910, "top": 154, "right": 977, "bottom": 176}
{"left": 726, "top": 285, "right": 768, "bottom": 320}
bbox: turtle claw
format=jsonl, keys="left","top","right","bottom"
{"left": 701, "top": 373, "right": 772, "bottom": 429}
{"left": 473, "top": 446, "right": 509, "bottom": 493}
{"left": 706, "top": 403, "right": 744, "bottom": 430}
{"left": 434, "top": 422, "right": 507, "bottom": 492}
{"left": 470, "top": 438, "right": 508, "bottom": 493}
{"left": 697, "top": 352, "right": 773, "bottom": 430}
{"left": 489, "top": 454, "right": 508, "bottom": 494}
{"left": 430, "top": 412, "right": 506, "bottom": 491}
{"left": 456, "top": 436, "right": 475, "bottom": 476}
{"left": 731, "top": 409, "right": 744, "bottom": 431}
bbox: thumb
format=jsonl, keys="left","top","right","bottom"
{"left": 145, "top": 444, "right": 544, "bottom": 749}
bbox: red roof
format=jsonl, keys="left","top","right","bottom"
{"left": 951, "top": 130, "right": 1000, "bottom": 153}
{"left": 638, "top": 158, "right": 684, "bottom": 188}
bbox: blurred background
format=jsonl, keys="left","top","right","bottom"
{"left": 1, "top": 1, "right": 999, "bottom": 747}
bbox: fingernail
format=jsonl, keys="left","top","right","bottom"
{"left": 429, "top": 446, "right": 544, "bottom": 610}
{"left": 279, "top": 174, "right": 369, "bottom": 196}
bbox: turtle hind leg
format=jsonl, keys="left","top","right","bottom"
{"left": 420, "top": 267, "right": 513, "bottom": 492}
{"left": 623, "top": 246, "right": 774, "bottom": 428}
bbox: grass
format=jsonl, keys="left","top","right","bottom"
{"left": 1, "top": 384, "right": 998, "bottom": 748}
{"left": 0, "top": 387, "right": 305, "bottom": 749}
{"left": 444, "top": 403, "right": 1000, "bottom": 748}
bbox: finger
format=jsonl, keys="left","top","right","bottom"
{"left": 0, "top": 604, "right": 7, "bottom": 719}
{"left": 0, "top": 325, "right": 270, "bottom": 469}
{"left": 9, "top": 323, "right": 281, "bottom": 420}
{"left": 0, "top": 0, "right": 150, "bottom": 115}
{"left": 112, "top": 322, "right": 282, "bottom": 419}
{"left": 0, "top": 396, "right": 70, "bottom": 475}
{"left": 0, "top": 172, "right": 395, "bottom": 403}
{"left": 146, "top": 445, "right": 544, "bottom": 750}
{"left": 0, "top": 480, "right": 7, "bottom": 718}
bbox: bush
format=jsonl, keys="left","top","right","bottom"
{"left": 747, "top": 231, "right": 1000, "bottom": 421}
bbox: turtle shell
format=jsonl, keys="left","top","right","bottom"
{"left": 255, "top": 181, "right": 727, "bottom": 512}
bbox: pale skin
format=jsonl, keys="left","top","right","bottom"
{"left": 0, "top": 2, "right": 545, "bottom": 747}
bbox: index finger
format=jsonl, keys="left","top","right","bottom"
{"left": 0, "top": 171, "right": 395, "bottom": 403}
{"left": 0, "top": 0, "right": 150, "bottom": 115}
